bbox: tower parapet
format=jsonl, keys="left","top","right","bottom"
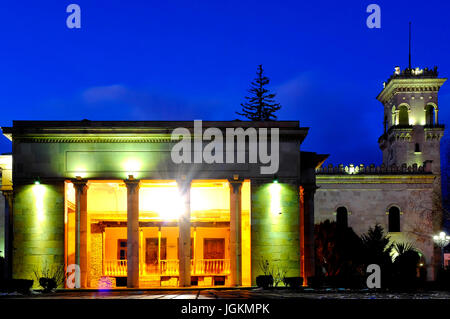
{"left": 315, "top": 162, "right": 433, "bottom": 175}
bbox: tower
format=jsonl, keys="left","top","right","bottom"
{"left": 377, "top": 66, "right": 446, "bottom": 174}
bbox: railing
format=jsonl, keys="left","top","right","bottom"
{"left": 192, "top": 259, "right": 230, "bottom": 275}
{"left": 160, "top": 259, "right": 179, "bottom": 275}
{"left": 104, "top": 259, "right": 127, "bottom": 277}
{"left": 103, "top": 259, "right": 230, "bottom": 276}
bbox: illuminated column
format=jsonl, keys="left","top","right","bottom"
{"left": 73, "top": 179, "right": 89, "bottom": 288}
{"left": 300, "top": 185, "right": 316, "bottom": 285}
{"left": 229, "top": 179, "right": 243, "bottom": 287}
{"left": 177, "top": 179, "right": 191, "bottom": 287}
{"left": 125, "top": 177, "right": 140, "bottom": 288}
{"left": 2, "top": 190, "right": 13, "bottom": 279}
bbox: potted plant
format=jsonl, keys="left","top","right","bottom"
{"left": 283, "top": 277, "right": 303, "bottom": 288}
{"left": 33, "top": 262, "right": 65, "bottom": 293}
{"left": 256, "top": 258, "right": 274, "bottom": 289}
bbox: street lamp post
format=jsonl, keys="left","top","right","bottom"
{"left": 433, "top": 231, "right": 450, "bottom": 269}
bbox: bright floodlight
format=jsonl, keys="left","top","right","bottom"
{"left": 433, "top": 231, "right": 450, "bottom": 248}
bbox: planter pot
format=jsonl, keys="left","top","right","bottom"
{"left": 256, "top": 275, "right": 274, "bottom": 289}
{"left": 283, "top": 277, "right": 303, "bottom": 288}
{"left": 39, "top": 277, "right": 57, "bottom": 293}
{"left": 306, "top": 276, "right": 321, "bottom": 288}
{"left": 0, "top": 279, "right": 34, "bottom": 294}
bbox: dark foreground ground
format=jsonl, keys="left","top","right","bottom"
{"left": 1, "top": 288, "right": 450, "bottom": 299}
{"left": 1, "top": 288, "right": 449, "bottom": 318}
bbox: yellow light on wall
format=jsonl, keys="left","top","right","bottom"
{"left": 159, "top": 187, "right": 184, "bottom": 220}
{"left": 269, "top": 182, "right": 282, "bottom": 216}
{"left": 33, "top": 184, "right": 46, "bottom": 223}
{"left": 73, "top": 166, "right": 87, "bottom": 178}
{"left": 139, "top": 185, "right": 183, "bottom": 220}
{"left": 123, "top": 159, "right": 141, "bottom": 178}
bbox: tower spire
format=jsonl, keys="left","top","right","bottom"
{"left": 408, "top": 22, "right": 412, "bottom": 70}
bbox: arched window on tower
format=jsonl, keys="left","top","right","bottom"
{"left": 391, "top": 106, "right": 397, "bottom": 125}
{"left": 398, "top": 105, "right": 409, "bottom": 125}
{"left": 388, "top": 206, "right": 401, "bottom": 232}
{"left": 415, "top": 143, "right": 421, "bottom": 153}
{"left": 425, "top": 105, "right": 435, "bottom": 126}
{"left": 336, "top": 206, "right": 348, "bottom": 229}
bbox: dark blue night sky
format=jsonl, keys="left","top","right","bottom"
{"left": 1, "top": 1, "right": 449, "bottom": 167}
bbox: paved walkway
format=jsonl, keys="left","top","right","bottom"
{"left": 2, "top": 288, "right": 450, "bottom": 299}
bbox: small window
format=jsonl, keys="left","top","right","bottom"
{"left": 336, "top": 207, "right": 348, "bottom": 229}
{"left": 415, "top": 143, "right": 421, "bottom": 153}
{"left": 388, "top": 207, "right": 401, "bottom": 232}
{"left": 425, "top": 105, "right": 435, "bottom": 125}
{"left": 398, "top": 105, "right": 409, "bottom": 125}
{"left": 118, "top": 239, "right": 127, "bottom": 260}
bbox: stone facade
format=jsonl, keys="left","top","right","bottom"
{"left": 314, "top": 66, "right": 447, "bottom": 280}
{"left": 12, "top": 183, "right": 65, "bottom": 285}
{"left": 315, "top": 172, "right": 437, "bottom": 279}
{"left": 89, "top": 229, "right": 103, "bottom": 287}
{"left": 0, "top": 186, "right": 4, "bottom": 259}
{"left": 1, "top": 120, "right": 319, "bottom": 287}
{"left": 250, "top": 181, "right": 301, "bottom": 283}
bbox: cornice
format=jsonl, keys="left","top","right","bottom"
{"left": 377, "top": 78, "right": 447, "bottom": 104}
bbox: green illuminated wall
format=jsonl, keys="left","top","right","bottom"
{"left": 250, "top": 181, "right": 300, "bottom": 284}
{"left": 12, "top": 183, "right": 65, "bottom": 286}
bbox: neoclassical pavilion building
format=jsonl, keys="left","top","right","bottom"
{"left": 0, "top": 64, "right": 447, "bottom": 287}
{"left": 0, "top": 121, "right": 324, "bottom": 288}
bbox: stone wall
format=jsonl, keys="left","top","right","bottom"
{"left": 251, "top": 181, "right": 300, "bottom": 284}
{"left": 89, "top": 228, "right": 103, "bottom": 288}
{"left": 0, "top": 191, "right": 4, "bottom": 258}
{"left": 315, "top": 174, "right": 437, "bottom": 280}
{"left": 12, "top": 182, "right": 65, "bottom": 286}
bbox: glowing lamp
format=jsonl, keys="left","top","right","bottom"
{"left": 433, "top": 231, "right": 450, "bottom": 247}
{"left": 269, "top": 182, "right": 282, "bottom": 216}
{"left": 124, "top": 159, "right": 141, "bottom": 178}
{"left": 32, "top": 183, "right": 46, "bottom": 223}
{"left": 433, "top": 231, "right": 450, "bottom": 269}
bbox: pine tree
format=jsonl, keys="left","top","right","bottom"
{"left": 236, "top": 65, "right": 282, "bottom": 121}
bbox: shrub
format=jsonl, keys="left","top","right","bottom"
{"left": 314, "top": 220, "right": 364, "bottom": 288}
{"left": 257, "top": 258, "right": 274, "bottom": 289}
{"left": 436, "top": 266, "right": 450, "bottom": 290}
{"left": 33, "top": 262, "right": 65, "bottom": 292}
{"left": 392, "top": 242, "right": 421, "bottom": 289}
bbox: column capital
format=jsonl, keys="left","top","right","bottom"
{"left": 228, "top": 179, "right": 243, "bottom": 193}
{"left": 124, "top": 178, "right": 140, "bottom": 193}
{"left": 2, "top": 189, "right": 13, "bottom": 205}
{"left": 72, "top": 179, "right": 89, "bottom": 194}
{"left": 176, "top": 178, "right": 192, "bottom": 194}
